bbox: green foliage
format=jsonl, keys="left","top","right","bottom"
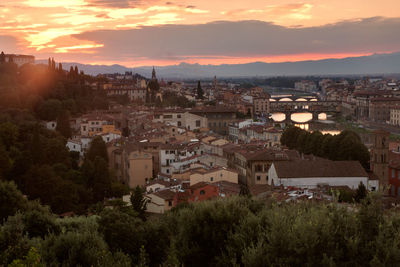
{"left": 9, "top": 247, "right": 45, "bottom": 267}
{"left": 40, "top": 229, "right": 128, "bottom": 266}
{"left": 355, "top": 182, "right": 368, "bottom": 203}
{"left": 281, "top": 126, "right": 370, "bottom": 169}
{"left": 196, "top": 81, "right": 204, "bottom": 99}
{"left": 3, "top": 184, "right": 400, "bottom": 267}
{"left": 161, "top": 91, "right": 195, "bottom": 108}
{"left": 130, "top": 186, "right": 148, "bottom": 220}
{"left": 55, "top": 110, "right": 71, "bottom": 138}
{"left": 86, "top": 136, "right": 109, "bottom": 163}
{"left": 0, "top": 181, "right": 28, "bottom": 223}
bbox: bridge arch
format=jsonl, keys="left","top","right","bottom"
{"left": 291, "top": 112, "right": 313, "bottom": 123}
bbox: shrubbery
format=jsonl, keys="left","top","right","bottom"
{"left": 2, "top": 181, "right": 400, "bottom": 266}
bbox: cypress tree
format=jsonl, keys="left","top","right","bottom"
{"left": 197, "top": 81, "right": 204, "bottom": 99}
{"left": 130, "top": 186, "right": 148, "bottom": 220}
{"left": 0, "top": 52, "right": 5, "bottom": 63}
{"left": 86, "top": 136, "right": 108, "bottom": 163}
{"left": 56, "top": 110, "right": 72, "bottom": 138}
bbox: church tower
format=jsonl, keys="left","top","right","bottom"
{"left": 151, "top": 67, "right": 157, "bottom": 81}
{"left": 371, "top": 129, "right": 389, "bottom": 188}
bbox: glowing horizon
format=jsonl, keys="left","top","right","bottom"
{"left": 1, "top": 0, "right": 400, "bottom": 66}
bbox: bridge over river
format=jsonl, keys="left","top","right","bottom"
{"left": 269, "top": 100, "right": 341, "bottom": 123}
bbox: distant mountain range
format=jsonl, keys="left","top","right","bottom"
{"left": 37, "top": 52, "right": 400, "bottom": 79}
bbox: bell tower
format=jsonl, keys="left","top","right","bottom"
{"left": 371, "top": 129, "right": 389, "bottom": 188}
{"left": 151, "top": 67, "right": 157, "bottom": 81}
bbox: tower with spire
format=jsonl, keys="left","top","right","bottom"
{"left": 151, "top": 66, "right": 157, "bottom": 81}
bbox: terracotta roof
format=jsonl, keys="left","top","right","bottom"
{"left": 249, "top": 184, "right": 272, "bottom": 196}
{"left": 146, "top": 180, "right": 180, "bottom": 187}
{"left": 273, "top": 160, "right": 368, "bottom": 178}
{"left": 213, "top": 181, "right": 241, "bottom": 195}
{"left": 190, "top": 182, "right": 209, "bottom": 190}
{"left": 152, "top": 189, "right": 176, "bottom": 200}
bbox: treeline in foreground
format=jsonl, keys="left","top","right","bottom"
{"left": 2, "top": 180, "right": 400, "bottom": 267}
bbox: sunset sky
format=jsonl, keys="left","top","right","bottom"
{"left": 1, "top": 0, "right": 400, "bottom": 66}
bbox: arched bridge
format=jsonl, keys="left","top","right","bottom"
{"left": 270, "top": 100, "right": 340, "bottom": 113}
{"left": 269, "top": 101, "right": 341, "bottom": 122}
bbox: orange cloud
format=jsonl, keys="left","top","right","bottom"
{"left": 1, "top": 0, "right": 400, "bottom": 66}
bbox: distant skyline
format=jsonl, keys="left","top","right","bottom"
{"left": 1, "top": 0, "right": 400, "bottom": 66}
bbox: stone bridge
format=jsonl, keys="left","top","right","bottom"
{"left": 270, "top": 101, "right": 341, "bottom": 122}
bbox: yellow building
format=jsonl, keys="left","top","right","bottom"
{"left": 145, "top": 190, "right": 175, "bottom": 214}
{"left": 189, "top": 167, "right": 238, "bottom": 186}
{"left": 102, "top": 124, "right": 122, "bottom": 135}
{"left": 124, "top": 151, "right": 153, "bottom": 188}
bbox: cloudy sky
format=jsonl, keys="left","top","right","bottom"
{"left": 1, "top": 0, "right": 399, "bottom": 66}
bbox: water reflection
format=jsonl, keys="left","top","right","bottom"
{"left": 295, "top": 124, "right": 309, "bottom": 130}
{"left": 271, "top": 112, "right": 286, "bottom": 122}
{"left": 291, "top": 112, "right": 312, "bottom": 123}
{"left": 318, "top": 113, "right": 327, "bottom": 120}
{"left": 320, "top": 130, "right": 341, "bottom": 135}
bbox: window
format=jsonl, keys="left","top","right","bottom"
{"left": 168, "top": 201, "right": 172, "bottom": 206}
{"left": 256, "top": 176, "right": 261, "bottom": 181}
{"left": 177, "top": 121, "right": 182, "bottom": 127}
{"left": 210, "top": 177, "right": 214, "bottom": 181}
{"left": 200, "top": 190, "right": 205, "bottom": 195}
{"left": 164, "top": 115, "right": 173, "bottom": 119}
{"left": 196, "top": 120, "right": 201, "bottom": 127}
{"left": 166, "top": 169, "right": 170, "bottom": 174}
{"left": 177, "top": 114, "right": 181, "bottom": 118}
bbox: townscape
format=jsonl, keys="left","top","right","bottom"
{"left": 1, "top": 12, "right": 400, "bottom": 264}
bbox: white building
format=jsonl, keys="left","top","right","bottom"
{"left": 268, "top": 160, "right": 374, "bottom": 190}
{"left": 43, "top": 121, "right": 57, "bottom": 131}
{"left": 66, "top": 139, "right": 83, "bottom": 155}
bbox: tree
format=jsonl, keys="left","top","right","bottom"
{"left": 130, "top": 186, "right": 148, "bottom": 220}
{"left": 37, "top": 99, "right": 63, "bottom": 121}
{"left": 86, "top": 136, "right": 108, "bottom": 163}
{"left": 0, "top": 181, "right": 28, "bottom": 222}
{"left": 197, "top": 81, "right": 204, "bottom": 99}
{"left": 0, "top": 51, "right": 5, "bottom": 63}
{"left": 122, "top": 127, "right": 130, "bottom": 137}
{"left": 9, "top": 247, "right": 45, "bottom": 267}
{"left": 91, "top": 157, "right": 112, "bottom": 202}
{"left": 56, "top": 110, "right": 71, "bottom": 138}
{"left": 355, "top": 182, "right": 367, "bottom": 203}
